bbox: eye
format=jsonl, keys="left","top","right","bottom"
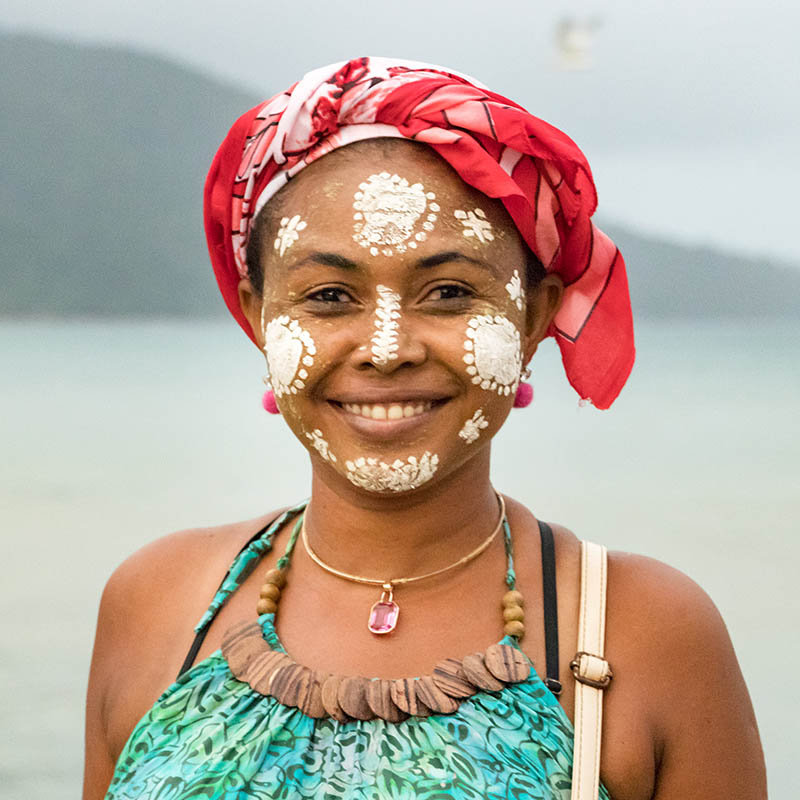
{"left": 306, "top": 287, "right": 353, "bottom": 304}
{"left": 426, "top": 284, "right": 474, "bottom": 302}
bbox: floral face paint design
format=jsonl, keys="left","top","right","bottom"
{"left": 305, "top": 429, "right": 337, "bottom": 463}
{"left": 459, "top": 409, "right": 489, "bottom": 444}
{"left": 344, "top": 452, "right": 439, "bottom": 493}
{"left": 274, "top": 214, "right": 307, "bottom": 257}
{"left": 454, "top": 208, "right": 494, "bottom": 244}
{"left": 263, "top": 315, "right": 316, "bottom": 398}
{"left": 505, "top": 269, "right": 524, "bottom": 311}
{"left": 353, "top": 172, "right": 439, "bottom": 256}
{"left": 463, "top": 315, "right": 522, "bottom": 396}
{"left": 371, "top": 285, "right": 402, "bottom": 367}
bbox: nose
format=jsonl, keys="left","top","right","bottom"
{"left": 352, "top": 286, "right": 427, "bottom": 374}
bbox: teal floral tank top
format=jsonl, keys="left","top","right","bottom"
{"left": 105, "top": 503, "right": 610, "bottom": 800}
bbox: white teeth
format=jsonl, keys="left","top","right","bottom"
{"left": 341, "top": 401, "right": 434, "bottom": 419}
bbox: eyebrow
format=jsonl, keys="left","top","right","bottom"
{"left": 290, "top": 250, "right": 499, "bottom": 276}
{"left": 417, "top": 251, "right": 499, "bottom": 277}
{"left": 292, "top": 252, "right": 360, "bottom": 270}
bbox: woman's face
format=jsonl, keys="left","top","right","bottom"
{"left": 240, "top": 142, "right": 562, "bottom": 494}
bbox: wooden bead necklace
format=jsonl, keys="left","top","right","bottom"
{"left": 222, "top": 494, "right": 534, "bottom": 722}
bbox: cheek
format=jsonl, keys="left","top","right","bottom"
{"left": 263, "top": 315, "right": 317, "bottom": 398}
{"left": 462, "top": 315, "right": 523, "bottom": 396}
{"left": 458, "top": 408, "right": 490, "bottom": 445}
{"left": 304, "top": 429, "right": 337, "bottom": 464}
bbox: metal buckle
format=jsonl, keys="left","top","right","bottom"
{"left": 569, "top": 651, "right": 613, "bottom": 689}
{"left": 545, "top": 678, "right": 563, "bottom": 696}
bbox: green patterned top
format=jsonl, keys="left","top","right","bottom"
{"left": 105, "top": 503, "right": 610, "bottom": 799}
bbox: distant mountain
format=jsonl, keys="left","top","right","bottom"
{"left": 0, "top": 32, "right": 255, "bottom": 316}
{"left": 2, "top": 32, "right": 799, "bottom": 318}
{"left": 601, "top": 224, "right": 800, "bottom": 318}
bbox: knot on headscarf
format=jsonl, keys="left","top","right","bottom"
{"left": 205, "top": 56, "right": 634, "bottom": 408}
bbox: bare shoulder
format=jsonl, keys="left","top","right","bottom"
{"left": 99, "top": 514, "right": 272, "bottom": 628}
{"left": 522, "top": 526, "right": 766, "bottom": 800}
{"left": 608, "top": 550, "right": 725, "bottom": 625}
{"left": 605, "top": 551, "right": 736, "bottom": 677}
{"left": 605, "top": 552, "right": 766, "bottom": 799}
{"left": 85, "top": 510, "right": 286, "bottom": 771}
{"left": 603, "top": 552, "right": 744, "bottom": 700}
{"left": 105, "top": 516, "right": 261, "bottom": 596}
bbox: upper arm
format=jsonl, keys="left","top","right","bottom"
{"left": 81, "top": 514, "right": 278, "bottom": 799}
{"left": 83, "top": 558, "right": 130, "bottom": 799}
{"left": 82, "top": 526, "right": 230, "bottom": 799}
{"left": 613, "top": 556, "right": 767, "bottom": 799}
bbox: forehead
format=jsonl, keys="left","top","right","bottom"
{"left": 263, "top": 139, "right": 523, "bottom": 259}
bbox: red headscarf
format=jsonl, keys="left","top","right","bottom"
{"left": 204, "top": 57, "right": 634, "bottom": 408}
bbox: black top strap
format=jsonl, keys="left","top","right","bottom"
{"left": 177, "top": 514, "right": 283, "bottom": 679}
{"left": 538, "top": 520, "right": 562, "bottom": 696}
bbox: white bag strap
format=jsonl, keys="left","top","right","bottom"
{"left": 570, "top": 541, "right": 612, "bottom": 800}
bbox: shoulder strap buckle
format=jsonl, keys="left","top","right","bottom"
{"left": 569, "top": 650, "right": 613, "bottom": 689}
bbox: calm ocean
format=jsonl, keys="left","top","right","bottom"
{"left": 2, "top": 318, "right": 798, "bottom": 798}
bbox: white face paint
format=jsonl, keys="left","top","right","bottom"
{"left": 352, "top": 172, "right": 439, "bottom": 256}
{"left": 463, "top": 315, "right": 522, "bottom": 396}
{"left": 305, "top": 429, "right": 337, "bottom": 463}
{"left": 273, "top": 214, "right": 307, "bottom": 257}
{"left": 458, "top": 409, "right": 489, "bottom": 444}
{"left": 371, "top": 285, "right": 401, "bottom": 367}
{"left": 263, "top": 315, "right": 316, "bottom": 398}
{"left": 344, "top": 452, "right": 439, "bottom": 493}
{"left": 505, "top": 269, "right": 524, "bottom": 311}
{"left": 454, "top": 208, "right": 494, "bottom": 244}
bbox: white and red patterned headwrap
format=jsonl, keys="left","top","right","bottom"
{"left": 205, "top": 57, "right": 634, "bottom": 408}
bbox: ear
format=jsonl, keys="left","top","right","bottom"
{"left": 238, "top": 278, "right": 265, "bottom": 349}
{"left": 522, "top": 273, "right": 563, "bottom": 365}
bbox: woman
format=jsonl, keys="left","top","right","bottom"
{"left": 84, "top": 57, "right": 766, "bottom": 799}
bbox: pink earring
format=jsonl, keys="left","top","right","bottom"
{"left": 262, "top": 390, "right": 280, "bottom": 414}
{"left": 261, "top": 372, "right": 280, "bottom": 415}
{"left": 514, "top": 367, "right": 533, "bottom": 408}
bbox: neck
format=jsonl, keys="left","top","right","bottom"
{"left": 304, "top": 447, "right": 501, "bottom": 580}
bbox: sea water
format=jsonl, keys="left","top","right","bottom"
{"left": 1, "top": 318, "right": 798, "bottom": 798}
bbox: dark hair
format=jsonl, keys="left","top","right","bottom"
{"left": 245, "top": 139, "right": 546, "bottom": 293}
{"left": 245, "top": 190, "right": 283, "bottom": 294}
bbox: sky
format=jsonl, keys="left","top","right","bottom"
{"left": 3, "top": 0, "right": 799, "bottom": 265}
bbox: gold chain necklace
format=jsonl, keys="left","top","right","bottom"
{"left": 301, "top": 491, "right": 506, "bottom": 635}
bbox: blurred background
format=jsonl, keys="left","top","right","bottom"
{"left": 1, "top": 1, "right": 798, "bottom": 797}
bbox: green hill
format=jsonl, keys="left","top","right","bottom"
{"left": 0, "top": 32, "right": 255, "bottom": 316}
{"left": 2, "top": 31, "right": 799, "bottom": 318}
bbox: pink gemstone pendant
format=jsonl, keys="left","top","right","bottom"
{"left": 368, "top": 584, "right": 399, "bottom": 634}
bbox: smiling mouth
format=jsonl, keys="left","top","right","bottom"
{"left": 336, "top": 401, "right": 440, "bottom": 421}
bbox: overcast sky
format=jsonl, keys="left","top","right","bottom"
{"left": 4, "top": 0, "right": 798, "bottom": 264}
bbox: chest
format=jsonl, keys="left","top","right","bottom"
{"left": 104, "top": 529, "right": 656, "bottom": 798}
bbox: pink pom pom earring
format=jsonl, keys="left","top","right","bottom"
{"left": 261, "top": 372, "right": 280, "bottom": 415}
{"left": 262, "top": 390, "right": 280, "bottom": 414}
{"left": 513, "top": 366, "right": 533, "bottom": 408}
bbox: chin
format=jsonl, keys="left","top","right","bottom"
{"left": 339, "top": 451, "right": 442, "bottom": 494}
